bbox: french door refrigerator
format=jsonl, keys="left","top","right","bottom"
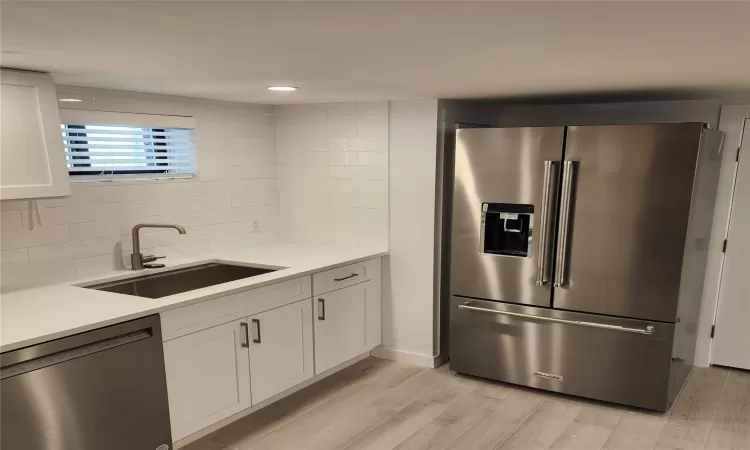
{"left": 449, "top": 123, "right": 723, "bottom": 411}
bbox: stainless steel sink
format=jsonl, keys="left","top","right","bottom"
{"left": 85, "top": 262, "right": 280, "bottom": 298}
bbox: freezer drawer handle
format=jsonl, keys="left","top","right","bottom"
{"left": 536, "top": 161, "right": 558, "bottom": 286}
{"left": 458, "top": 302, "right": 655, "bottom": 335}
{"left": 554, "top": 161, "right": 576, "bottom": 287}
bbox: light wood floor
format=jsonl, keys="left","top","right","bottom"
{"left": 184, "top": 358, "right": 750, "bottom": 450}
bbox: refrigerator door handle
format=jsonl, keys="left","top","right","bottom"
{"left": 536, "top": 161, "right": 558, "bottom": 286}
{"left": 554, "top": 161, "right": 575, "bottom": 287}
{"left": 458, "top": 302, "right": 655, "bottom": 335}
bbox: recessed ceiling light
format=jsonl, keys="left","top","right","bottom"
{"left": 267, "top": 86, "right": 298, "bottom": 92}
{"left": 58, "top": 98, "right": 82, "bottom": 102}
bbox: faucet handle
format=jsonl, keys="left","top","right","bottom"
{"left": 142, "top": 255, "right": 166, "bottom": 263}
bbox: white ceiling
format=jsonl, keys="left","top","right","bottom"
{"left": 1, "top": 1, "right": 749, "bottom": 104}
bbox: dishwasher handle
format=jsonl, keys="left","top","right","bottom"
{"left": 0, "top": 329, "right": 152, "bottom": 380}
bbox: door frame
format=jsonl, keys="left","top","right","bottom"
{"left": 694, "top": 104, "right": 750, "bottom": 367}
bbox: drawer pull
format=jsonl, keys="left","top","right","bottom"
{"left": 240, "top": 322, "right": 250, "bottom": 348}
{"left": 334, "top": 273, "right": 360, "bottom": 282}
{"left": 458, "top": 302, "right": 655, "bottom": 335}
{"left": 251, "top": 318, "right": 261, "bottom": 344}
{"left": 318, "top": 298, "right": 325, "bottom": 320}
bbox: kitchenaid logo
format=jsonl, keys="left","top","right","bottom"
{"left": 533, "top": 371, "right": 563, "bottom": 381}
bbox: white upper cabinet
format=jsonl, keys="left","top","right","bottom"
{"left": 1, "top": 69, "right": 71, "bottom": 200}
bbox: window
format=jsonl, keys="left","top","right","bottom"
{"left": 59, "top": 110, "right": 196, "bottom": 181}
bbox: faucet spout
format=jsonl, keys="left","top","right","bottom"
{"left": 131, "top": 224, "right": 187, "bottom": 270}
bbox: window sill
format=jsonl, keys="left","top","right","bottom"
{"left": 70, "top": 174, "right": 195, "bottom": 184}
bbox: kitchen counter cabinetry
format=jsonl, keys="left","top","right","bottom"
{"left": 163, "top": 319, "right": 252, "bottom": 439}
{"left": 313, "top": 259, "right": 381, "bottom": 374}
{"left": 160, "top": 257, "right": 382, "bottom": 444}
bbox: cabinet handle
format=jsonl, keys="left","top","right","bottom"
{"left": 535, "top": 161, "right": 558, "bottom": 286}
{"left": 240, "top": 322, "right": 249, "bottom": 348}
{"left": 554, "top": 161, "right": 576, "bottom": 288}
{"left": 334, "top": 273, "right": 359, "bottom": 282}
{"left": 251, "top": 318, "right": 261, "bottom": 344}
{"left": 318, "top": 298, "right": 325, "bottom": 320}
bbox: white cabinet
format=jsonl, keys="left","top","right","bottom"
{"left": 0, "top": 70, "right": 71, "bottom": 200}
{"left": 314, "top": 280, "right": 380, "bottom": 374}
{"left": 248, "top": 299, "right": 314, "bottom": 404}
{"left": 163, "top": 319, "right": 251, "bottom": 441}
{"left": 161, "top": 257, "right": 382, "bottom": 443}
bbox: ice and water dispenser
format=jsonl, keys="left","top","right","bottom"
{"left": 479, "top": 203, "right": 534, "bottom": 257}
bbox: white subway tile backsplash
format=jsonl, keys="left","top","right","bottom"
{"left": 1, "top": 88, "right": 279, "bottom": 290}
{"left": 1, "top": 210, "right": 23, "bottom": 231}
{"left": 1, "top": 225, "right": 71, "bottom": 250}
{"left": 68, "top": 208, "right": 251, "bottom": 242}
{"left": 1, "top": 260, "right": 77, "bottom": 292}
{"left": 1, "top": 248, "right": 29, "bottom": 265}
{"left": 274, "top": 101, "right": 388, "bottom": 249}
{"left": 277, "top": 165, "right": 329, "bottom": 180}
{"left": 28, "top": 236, "right": 121, "bottom": 263}
{"left": 330, "top": 193, "right": 360, "bottom": 208}
{"left": 1, "top": 96, "right": 392, "bottom": 290}
{"left": 359, "top": 194, "right": 388, "bottom": 210}
{"left": 199, "top": 164, "right": 275, "bottom": 181}
{"left": 328, "top": 152, "right": 358, "bottom": 166}
{"left": 279, "top": 189, "right": 330, "bottom": 206}
{"left": 1, "top": 200, "right": 31, "bottom": 212}
{"left": 24, "top": 195, "right": 233, "bottom": 226}
{"left": 230, "top": 190, "right": 278, "bottom": 207}
{"left": 359, "top": 180, "right": 388, "bottom": 195}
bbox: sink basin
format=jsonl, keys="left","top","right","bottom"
{"left": 85, "top": 262, "right": 280, "bottom": 298}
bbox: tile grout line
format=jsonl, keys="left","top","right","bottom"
{"left": 208, "top": 367, "right": 388, "bottom": 449}
{"left": 648, "top": 366, "right": 697, "bottom": 450}
{"left": 490, "top": 398, "right": 546, "bottom": 450}
{"left": 701, "top": 367, "right": 732, "bottom": 448}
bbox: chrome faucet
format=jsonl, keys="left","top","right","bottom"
{"left": 131, "top": 224, "right": 187, "bottom": 270}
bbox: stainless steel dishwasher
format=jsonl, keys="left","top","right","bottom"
{"left": 0, "top": 315, "right": 172, "bottom": 450}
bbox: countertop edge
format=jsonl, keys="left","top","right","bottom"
{"left": 1, "top": 249, "right": 387, "bottom": 353}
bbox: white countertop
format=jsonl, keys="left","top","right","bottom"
{"left": 0, "top": 244, "right": 387, "bottom": 353}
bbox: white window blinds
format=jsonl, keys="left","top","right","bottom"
{"left": 59, "top": 110, "right": 196, "bottom": 181}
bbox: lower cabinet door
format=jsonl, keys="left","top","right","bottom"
{"left": 314, "top": 282, "right": 372, "bottom": 374}
{"left": 163, "top": 319, "right": 251, "bottom": 441}
{"left": 248, "top": 299, "right": 314, "bottom": 404}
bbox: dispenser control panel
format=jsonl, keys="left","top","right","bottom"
{"left": 480, "top": 203, "right": 534, "bottom": 258}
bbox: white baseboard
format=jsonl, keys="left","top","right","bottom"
{"left": 371, "top": 345, "right": 441, "bottom": 368}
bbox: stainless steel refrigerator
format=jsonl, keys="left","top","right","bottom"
{"left": 448, "top": 123, "right": 723, "bottom": 411}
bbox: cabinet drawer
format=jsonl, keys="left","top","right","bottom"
{"left": 161, "top": 276, "right": 312, "bottom": 341}
{"left": 313, "top": 258, "right": 379, "bottom": 296}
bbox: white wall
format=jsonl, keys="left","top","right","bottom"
{"left": 695, "top": 104, "right": 750, "bottom": 367}
{"left": 0, "top": 87, "right": 278, "bottom": 291}
{"left": 274, "top": 102, "right": 389, "bottom": 250}
{"left": 375, "top": 99, "right": 439, "bottom": 366}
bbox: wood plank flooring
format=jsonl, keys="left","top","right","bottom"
{"left": 184, "top": 358, "right": 750, "bottom": 450}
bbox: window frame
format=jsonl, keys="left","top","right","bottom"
{"left": 59, "top": 109, "right": 197, "bottom": 182}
